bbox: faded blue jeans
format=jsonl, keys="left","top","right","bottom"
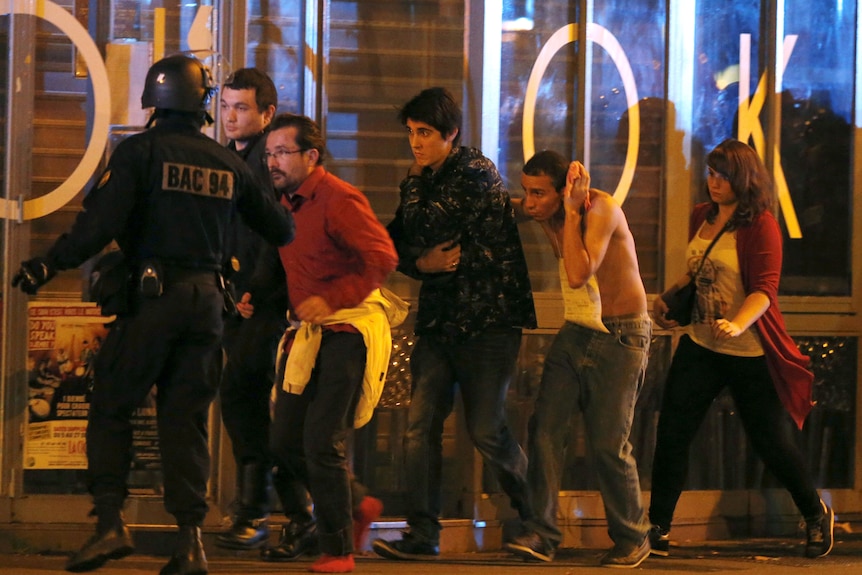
{"left": 404, "top": 328, "right": 529, "bottom": 544}
{"left": 525, "top": 314, "right": 651, "bottom": 551}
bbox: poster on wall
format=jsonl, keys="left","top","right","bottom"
{"left": 24, "top": 302, "right": 109, "bottom": 469}
{"left": 23, "top": 301, "right": 163, "bottom": 491}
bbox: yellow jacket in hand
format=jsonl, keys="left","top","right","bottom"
{"left": 275, "top": 287, "right": 409, "bottom": 428}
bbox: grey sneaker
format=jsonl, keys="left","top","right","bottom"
{"left": 648, "top": 525, "right": 670, "bottom": 557}
{"left": 601, "top": 536, "right": 650, "bottom": 568}
{"left": 805, "top": 499, "right": 834, "bottom": 558}
{"left": 505, "top": 531, "right": 555, "bottom": 562}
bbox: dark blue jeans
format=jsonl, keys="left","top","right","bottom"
{"left": 649, "top": 335, "right": 822, "bottom": 531}
{"left": 404, "top": 328, "right": 528, "bottom": 544}
{"left": 269, "top": 330, "right": 366, "bottom": 556}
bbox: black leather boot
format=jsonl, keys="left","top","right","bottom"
{"left": 260, "top": 519, "right": 319, "bottom": 562}
{"left": 160, "top": 526, "right": 207, "bottom": 575}
{"left": 66, "top": 510, "right": 134, "bottom": 572}
{"left": 215, "top": 462, "right": 271, "bottom": 550}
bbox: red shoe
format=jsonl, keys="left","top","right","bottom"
{"left": 310, "top": 554, "right": 354, "bottom": 573}
{"left": 353, "top": 496, "right": 383, "bottom": 551}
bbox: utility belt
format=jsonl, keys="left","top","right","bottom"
{"left": 138, "top": 259, "right": 221, "bottom": 297}
{"left": 90, "top": 253, "right": 228, "bottom": 317}
{"left": 160, "top": 265, "right": 220, "bottom": 287}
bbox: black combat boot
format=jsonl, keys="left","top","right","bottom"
{"left": 215, "top": 462, "right": 271, "bottom": 550}
{"left": 66, "top": 508, "right": 134, "bottom": 572}
{"left": 160, "top": 525, "right": 207, "bottom": 575}
{"left": 260, "top": 518, "right": 319, "bottom": 561}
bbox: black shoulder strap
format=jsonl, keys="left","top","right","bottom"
{"left": 694, "top": 222, "right": 728, "bottom": 277}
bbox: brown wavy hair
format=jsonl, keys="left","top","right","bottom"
{"left": 704, "top": 138, "right": 775, "bottom": 229}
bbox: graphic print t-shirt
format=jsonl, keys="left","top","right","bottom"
{"left": 685, "top": 225, "right": 764, "bottom": 357}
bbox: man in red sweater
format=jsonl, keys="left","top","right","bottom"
{"left": 256, "top": 113, "right": 398, "bottom": 574}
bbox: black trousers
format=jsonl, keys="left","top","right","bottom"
{"left": 269, "top": 330, "right": 366, "bottom": 556}
{"left": 88, "top": 279, "right": 223, "bottom": 526}
{"left": 220, "top": 308, "right": 287, "bottom": 465}
{"left": 649, "top": 335, "right": 822, "bottom": 530}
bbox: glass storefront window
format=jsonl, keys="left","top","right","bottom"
{"left": 689, "top": 1, "right": 762, "bottom": 161}
{"left": 116, "top": 0, "right": 215, "bottom": 54}
{"left": 686, "top": 0, "right": 854, "bottom": 296}
{"left": 246, "top": 1, "right": 303, "bottom": 113}
{"left": 588, "top": 1, "right": 666, "bottom": 294}
{"left": 498, "top": 1, "right": 664, "bottom": 295}
{"left": 499, "top": 2, "right": 580, "bottom": 293}
{"left": 778, "top": 1, "right": 854, "bottom": 295}
{"left": 325, "top": 0, "right": 464, "bottom": 303}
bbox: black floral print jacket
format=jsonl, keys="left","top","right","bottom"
{"left": 388, "top": 146, "right": 536, "bottom": 343}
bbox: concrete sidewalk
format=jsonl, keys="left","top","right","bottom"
{"left": 2, "top": 536, "right": 862, "bottom": 574}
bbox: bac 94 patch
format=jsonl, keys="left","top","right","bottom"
{"left": 162, "top": 162, "right": 235, "bottom": 199}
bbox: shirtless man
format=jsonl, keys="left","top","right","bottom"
{"left": 506, "top": 151, "right": 652, "bottom": 568}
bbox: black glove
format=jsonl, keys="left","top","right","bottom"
{"left": 12, "top": 257, "right": 57, "bottom": 295}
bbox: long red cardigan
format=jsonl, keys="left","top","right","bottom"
{"left": 689, "top": 203, "right": 814, "bottom": 429}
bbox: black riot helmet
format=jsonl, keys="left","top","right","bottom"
{"left": 141, "top": 54, "right": 215, "bottom": 113}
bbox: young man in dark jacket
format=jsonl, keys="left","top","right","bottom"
{"left": 373, "top": 87, "right": 536, "bottom": 561}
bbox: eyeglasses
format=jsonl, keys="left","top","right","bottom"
{"left": 264, "top": 148, "right": 307, "bottom": 161}
{"left": 706, "top": 167, "right": 729, "bottom": 181}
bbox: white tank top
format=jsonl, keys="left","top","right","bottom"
{"left": 559, "top": 258, "right": 608, "bottom": 333}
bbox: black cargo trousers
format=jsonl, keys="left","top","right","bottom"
{"left": 87, "top": 270, "right": 223, "bottom": 526}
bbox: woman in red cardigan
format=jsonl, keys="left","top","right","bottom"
{"left": 648, "top": 138, "right": 833, "bottom": 559}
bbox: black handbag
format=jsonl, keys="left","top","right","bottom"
{"left": 662, "top": 224, "right": 727, "bottom": 326}
{"left": 664, "top": 281, "right": 697, "bottom": 325}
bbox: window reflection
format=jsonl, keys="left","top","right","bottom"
{"left": 778, "top": 0, "right": 854, "bottom": 295}
{"left": 499, "top": 2, "right": 579, "bottom": 293}
{"left": 589, "top": 1, "right": 666, "bottom": 294}
{"left": 246, "top": 1, "right": 303, "bottom": 113}
{"left": 498, "top": 2, "right": 665, "bottom": 294}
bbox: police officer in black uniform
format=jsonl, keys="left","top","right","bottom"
{"left": 12, "top": 54, "right": 295, "bottom": 575}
